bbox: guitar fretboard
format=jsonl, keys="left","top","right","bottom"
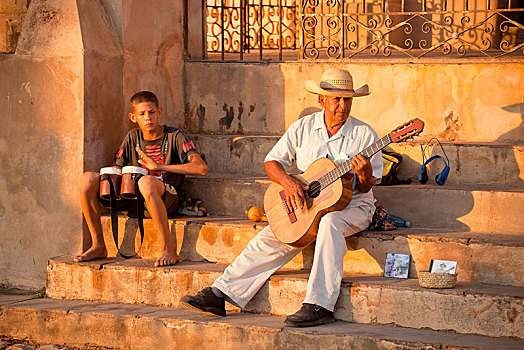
{"left": 317, "top": 134, "right": 392, "bottom": 190}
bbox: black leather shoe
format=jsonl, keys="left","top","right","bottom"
{"left": 180, "top": 287, "right": 226, "bottom": 317}
{"left": 284, "top": 303, "right": 335, "bottom": 327}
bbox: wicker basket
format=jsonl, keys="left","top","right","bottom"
{"left": 418, "top": 271, "right": 457, "bottom": 289}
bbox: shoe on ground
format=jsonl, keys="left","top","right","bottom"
{"left": 284, "top": 303, "right": 335, "bottom": 327}
{"left": 180, "top": 287, "right": 226, "bottom": 317}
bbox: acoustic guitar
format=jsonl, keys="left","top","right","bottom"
{"left": 263, "top": 118, "right": 424, "bottom": 248}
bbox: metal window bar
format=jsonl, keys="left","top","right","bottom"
{"left": 260, "top": 0, "right": 263, "bottom": 59}
{"left": 241, "top": 0, "right": 245, "bottom": 60}
{"left": 201, "top": 0, "right": 299, "bottom": 60}
{"left": 280, "top": 0, "right": 283, "bottom": 60}
{"left": 221, "top": 0, "right": 225, "bottom": 60}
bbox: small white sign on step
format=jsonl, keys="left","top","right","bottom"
{"left": 429, "top": 259, "right": 458, "bottom": 274}
{"left": 384, "top": 253, "right": 411, "bottom": 278}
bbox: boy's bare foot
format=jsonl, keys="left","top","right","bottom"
{"left": 73, "top": 246, "right": 108, "bottom": 262}
{"left": 154, "top": 252, "right": 180, "bottom": 267}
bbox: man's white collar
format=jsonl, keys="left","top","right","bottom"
{"left": 313, "top": 110, "right": 354, "bottom": 139}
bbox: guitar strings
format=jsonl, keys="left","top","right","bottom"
{"left": 317, "top": 134, "right": 392, "bottom": 190}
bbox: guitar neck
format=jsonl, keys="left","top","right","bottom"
{"left": 317, "top": 134, "right": 392, "bottom": 189}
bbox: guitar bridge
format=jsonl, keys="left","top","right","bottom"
{"left": 279, "top": 191, "right": 297, "bottom": 224}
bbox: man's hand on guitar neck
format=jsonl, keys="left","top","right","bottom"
{"left": 350, "top": 154, "right": 376, "bottom": 193}
{"left": 265, "top": 160, "right": 309, "bottom": 211}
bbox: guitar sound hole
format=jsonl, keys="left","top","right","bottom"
{"left": 307, "top": 181, "right": 321, "bottom": 198}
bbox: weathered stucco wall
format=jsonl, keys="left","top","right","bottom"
{"left": 184, "top": 62, "right": 524, "bottom": 144}
{"left": 184, "top": 63, "right": 287, "bottom": 135}
{"left": 122, "top": 0, "right": 185, "bottom": 130}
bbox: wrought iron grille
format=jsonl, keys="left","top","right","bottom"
{"left": 206, "top": 0, "right": 299, "bottom": 60}
{"left": 301, "top": 0, "right": 524, "bottom": 59}
{"left": 194, "top": 0, "right": 524, "bottom": 60}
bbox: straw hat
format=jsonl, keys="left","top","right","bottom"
{"left": 304, "top": 69, "right": 370, "bottom": 97}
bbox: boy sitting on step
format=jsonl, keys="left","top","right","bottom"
{"left": 74, "top": 91, "right": 208, "bottom": 267}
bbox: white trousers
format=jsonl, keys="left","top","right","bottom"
{"left": 212, "top": 203, "right": 374, "bottom": 312}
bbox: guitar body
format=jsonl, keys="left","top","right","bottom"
{"left": 263, "top": 158, "right": 352, "bottom": 248}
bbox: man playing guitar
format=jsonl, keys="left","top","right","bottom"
{"left": 181, "top": 69, "right": 384, "bottom": 327}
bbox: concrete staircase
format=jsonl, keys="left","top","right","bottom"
{"left": 3, "top": 142, "right": 523, "bottom": 348}
{"left": 2, "top": 63, "right": 524, "bottom": 349}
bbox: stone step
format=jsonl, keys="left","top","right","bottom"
{"left": 184, "top": 174, "right": 524, "bottom": 234}
{"left": 45, "top": 258, "right": 524, "bottom": 339}
{"left": 190, "top": 134, "right": 524, "bottom": 187}
{"left": 184, "top": 62, "right": 524, "bottom": 144}
{"left": 3, "top": 292, "right": 523, "bottom": 350}
{"left": 99, "top": 216, "right": 524, "bottom": 287}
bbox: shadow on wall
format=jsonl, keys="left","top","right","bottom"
{"left": 300, "top": 107, "right": 322, "bottom": 119}
{"left": 0, "top": 131, "right": 69, "bottom": 289}
{"left": 499, "top": 99, "right": 524, "bottom": 143}
{"left": 498, "top": 99, "right": 524, "bottom": 186}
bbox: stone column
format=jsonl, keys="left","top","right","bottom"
{"left": 0, "top": 0, "right": 123, "bottom": 290}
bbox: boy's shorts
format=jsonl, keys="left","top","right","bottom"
{"left": 98, "top": 182, "right": 180, "bottom": 218}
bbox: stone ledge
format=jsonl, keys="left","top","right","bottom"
{"left": 184, "top": 175, "right": 524, "bottom": 233}
{"left": 2, "top": 292, "right": 523, "bottom": 350}
{"left": 46, "top": 258, "right": 524, "bottom": 339}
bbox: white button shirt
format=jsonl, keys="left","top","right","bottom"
{"left": 265, "top": 111, "right": 383, "bottom": 207}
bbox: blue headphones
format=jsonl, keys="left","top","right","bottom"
{"left": 418, "top": 138, "right": 450, "bottom": 186}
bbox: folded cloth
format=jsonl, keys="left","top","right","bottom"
{"left": 366, "top": 205, "right": 398, "bottom": 231}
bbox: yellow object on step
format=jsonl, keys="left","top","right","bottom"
{"left": 245, "top": 206, "right": 268, "bottom": 222}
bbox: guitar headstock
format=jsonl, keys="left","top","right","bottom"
{"left": 389, "top": 118, "right": 425, "bottom": 143}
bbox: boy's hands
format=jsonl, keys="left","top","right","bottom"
{"left": 135, "top": 146, "right": 208, "bottom": 176}
{"left": 136, "top": 146, "right": 162, "bottom": 171}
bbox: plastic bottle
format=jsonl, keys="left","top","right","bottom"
{"left": 386, "top": 214, "right": 412, "bottom": 228}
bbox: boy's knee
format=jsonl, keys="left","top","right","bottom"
{"left": 78, "top": 172, "right": 99, "bottom": 194}
{"left": 137, "top": 175, "right": 162, "bottom": 198}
